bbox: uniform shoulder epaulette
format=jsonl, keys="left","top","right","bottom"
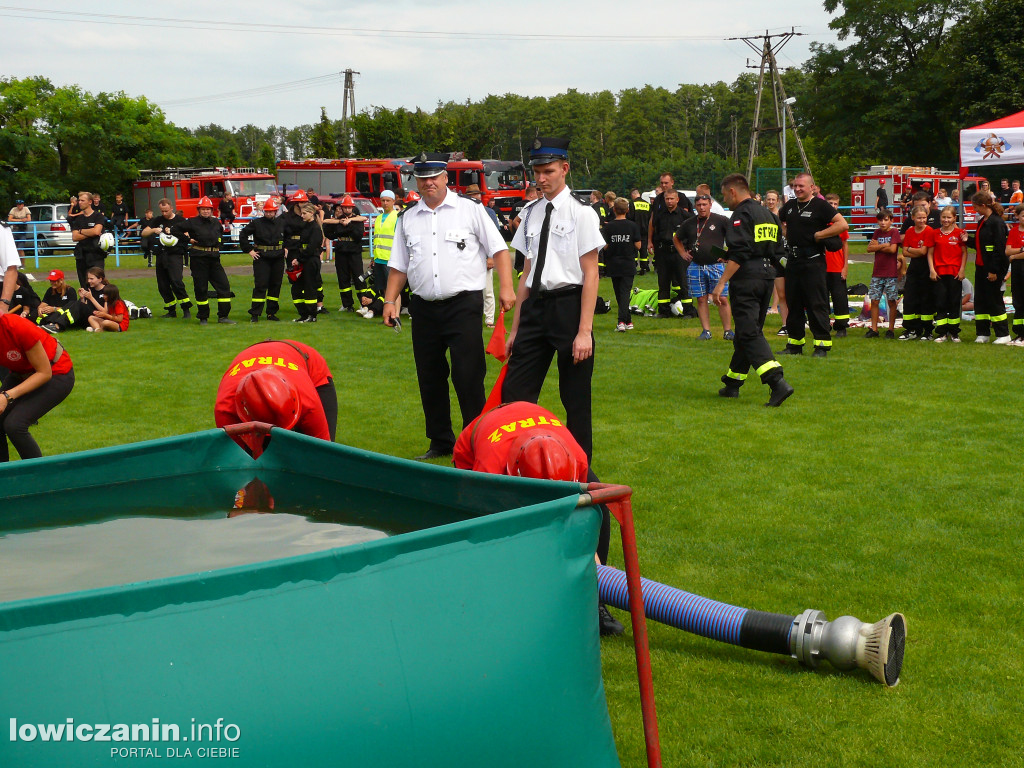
{"left": 458, "top": 192, "right": 482, "bottom": 204}
{"left": 520, "top": 198, "right": 542, "bottom": 213}
{"left": 397, "top": 203, "right": 416, "bottom": 218}
{"left": 572, "top": 195, "right": 589, "bottom": 206}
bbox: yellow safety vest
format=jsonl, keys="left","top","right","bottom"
{"left": 373, "top": 211, "right": 398, "bottom": 263}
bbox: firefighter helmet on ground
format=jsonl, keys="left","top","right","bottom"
{"left": 235, "top": 369, "right": 301, "bottom": 430}
{"left": 506, "top": 432, "right": 578, "bottom": 482}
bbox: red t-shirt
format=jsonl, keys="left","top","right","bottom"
{"left": 932, "top": 227, "right": 966, "bottom": 276}
{"left": 1007, "top": 226, "right": 1024, "bottom": 259}
{"left": 0, "top": 313, "right": 72, "bottom": 375}
{"left": 214, "top": 340, "right": 333, "bottom": 442}
{"left": 825, "top": 229, "right": 849, "bottom": 273}
{"left": 902, "top": 225, "right": 935, "bottom": 253}
{"left": 453, "top": 402, "right": 588, "bottom": 480}
{"left": 870, "top": 227, "right": 902, "bottom": 278}
{"left": 108, "top": 299, "right": 130, "bottom": 332}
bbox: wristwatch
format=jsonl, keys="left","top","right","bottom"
{"left": 0, "top": 298, "right": 10, "bottom": 306}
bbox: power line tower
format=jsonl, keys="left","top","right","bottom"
{"left": 340, "top": 68, "right": 359, "bottom": 156}
{"left": 730, "top": 29, "right": 810, "bottom": 186}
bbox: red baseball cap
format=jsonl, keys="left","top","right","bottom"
{"left": 48, "top": 269, "right": 64, "bottom": 281}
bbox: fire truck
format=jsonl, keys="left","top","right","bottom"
{"left": 398, "top": 157, "right": 528, "bottom": 218}
{"left": 275, "top": 159, "right": 405, "bottom": 208}
{"left": 132, "top": 167, "right": 278, "bottom": 224}
{"left": 850, "top": 165, "right": 989, "bottom": 232}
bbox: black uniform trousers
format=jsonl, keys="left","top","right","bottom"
{"left": 335, "top": 248, "right": 364, "bottom": 309}
{"left": 610, "top": 276, "right": 634, "bottom": 324}
{"left": 784, "top": 257, "right": 831, "bottom": 350}
{"left": 723, "top": 277, "right": 783, "bottom": 388}
{"left": 0, "top": 368, "right": 75, "bottom": 462}
{"left": 155, "top": 251, "right": 192, "bottom": 312}
{"left": 1012, "top": 262, "right": 1024, "bottom": 337}
{"left": 74, "top": 253, "right": 105, "bottom": 289}
{"left": 975, "top": 264, "right": 1008, "bottom": 338}
{"left": 409, "top": 291, "right": 486, "bottom": 453}
{"left": 250, "top": 254, "right": 285, "bottom": 318}
{"left": 502, "top": 286, "right": 595, "bottom": 461}
{"left": 190, "top": 254, "right": 233, "bottom": 320}
{"left": 934, "top": 274, "right": 962, "bottom": 338}
{"left": 826, "top": 272, "right": 850, "bottom": 331}
{"left": 654, "top": 243, "right": 688, "bottom": 316}
{"left": 291, "top": 258, "right": 321, "bottom": 319}
{"left": 902, "top": 268, "right": 934, "bottom": 336}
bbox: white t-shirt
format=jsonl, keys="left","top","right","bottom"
{"left": 510, "top": 186, "right": 604, "bottom": 291}
{"left": 1, "top": 226, "right": 22, "bottom": 271}
{"left": 389, "top": 189, "right": 508, "bottom": 300}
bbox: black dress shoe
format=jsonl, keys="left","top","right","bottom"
{"left": 765, "top": 378, "right": 795, "bottom": 407}
{"left": 599, "top": 604, "right": 624, "bottom": 636}
{"left": 414, "top": 448, "right": 452, "bottom": 460}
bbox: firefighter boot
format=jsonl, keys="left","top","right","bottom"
{"left": 719, "top": 374, "right": 742, "bottom": 399}
{"left": 765, "top": 377, "right": 795, "bottom": 408}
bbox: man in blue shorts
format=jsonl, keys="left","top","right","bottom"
{"left": 674, "top": 192, "right": 734, "bottom": 340}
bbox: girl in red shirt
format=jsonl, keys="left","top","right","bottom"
{"left": 899, "top": 206, "right": 936, "bottom": 340}
{"left": 928, "top": 206, "right": 968, "bottom": 342}
{"left": 1005, "top": 204, "right": 1024, "bottom": 342}
{"left": 86, "top": 284, "right": 129, "bottom": 332}
{"left": 0, "top": 312, "right": 74, "bottom": 461}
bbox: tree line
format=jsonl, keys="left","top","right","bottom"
{"left": 1, "top": 0, "right": 1019, "bottom": 210}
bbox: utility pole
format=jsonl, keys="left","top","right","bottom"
{"left": 340, "top": 68, "right": 359, "bottom": 157}
{"left": 730, "top": 29, "right": 810, "bottom": 184}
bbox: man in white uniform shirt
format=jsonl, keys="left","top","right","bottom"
{"left": 502, "top": 137, "right": 605, "bottom": 461}
{"left": 383, "top": 152, "right": 514, "bottom": 460}
{"left": 0, "top": 223, "right": 21, "bottom": 315}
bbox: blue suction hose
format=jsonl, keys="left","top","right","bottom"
{"left": 597, "top": 564, "right": 905, "bottom": 686}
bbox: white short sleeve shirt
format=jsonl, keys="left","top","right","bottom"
{"left": 0, "top": 226, "right": 22, "bottom": 271}
{"left": 510, "top": 186, "right": 605, "bottom": 291}
{"left": 389, "top": 189, "right": 508, "bottom": 300}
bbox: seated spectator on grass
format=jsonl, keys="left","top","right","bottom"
{"left": 36, "top": 270, "right": 82, "bottom": 334}
{"left": 77, "top": 267, "right": 108, "bottom": 327}
{"left": 3, "top": 272, "right": 40, "bottom": 321}
{"left": 86, "top": 284, "right": 129, "bottom": 333}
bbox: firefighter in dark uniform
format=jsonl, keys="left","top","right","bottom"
{"left": 180, "top": 196, "right": 235, "bottom": 325}
{"left": 239, "top": 197, "right": 286, "bottom": 323}
{"left": 289, "top": 202, "right": 325, "bottom": 323}
{"left": 712, "top": 173, "right": 794, "bottom": 407}
{"left": 69, "top": 191, "right": 106, "bottom": 289}
{"left": 282, "top": 190, "right": 323, "bottom": 317}
{"left": 323, "top": 196, "right": 367, "bottom": 312}
{"left": 35, "top": 270, "right": 82, "bottom": 333}
{"left": 628, "top": 189, "right": 652, "bottom": 274}
{"left": 651, "top": 189, "right": 692, "bottom": 317}
{"left": 777, "top": 173, "right": 848, "bottom": 356}
{"left": 142, "top": 198, "right": 192, "bottom": 318}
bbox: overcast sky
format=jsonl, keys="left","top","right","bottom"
{"left": 3, "top": 1, "right": 840, "bottom": 131}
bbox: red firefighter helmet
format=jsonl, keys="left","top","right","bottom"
{"left": 341, "top": 195, "right": 355, "bottom": 207}
{"left": 197, "top": 196, "right": 215, "bottom": 209}
{"left": 506, "top": 432, "right": 579, "bottom": 482}
{"left": 285, "top": 263, "right": 304, "bottom": 283}
{"left": 289, "top": 189, "right": 309, "bottom": 203}
{"left": 235, "top": 369, "right": 301, "bottom": 430}
{"left": 263, "top": 197, "right": 280, "bottom": 212}
{"left": 404, "top": 191, "right": 421, "bottom": 204}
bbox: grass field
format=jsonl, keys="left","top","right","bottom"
{"left": 11, "top": 255, "right": 1024, "bottom": 767}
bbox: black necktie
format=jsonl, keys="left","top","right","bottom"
{"left": 532, "top": 202, "right": 555, "bottom": 292}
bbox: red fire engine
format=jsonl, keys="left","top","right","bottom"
{"left": 398, "top": 157, "right": 528, "bottom": 217}
{"left": 850, "top": 165, "right": 989, "bottom": 232}
{"left": 132, "top": 167, "right": 278, "bottom": 223}
{"left": 275, "top": 159, "right": 405, "bottom": 208}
